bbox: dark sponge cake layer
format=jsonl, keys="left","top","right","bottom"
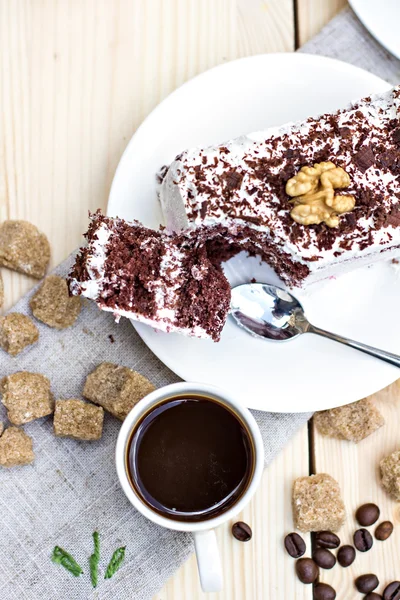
{"left": 69, "top": 212, "right": 231, "bottom": 341}
{"left": 174, "top": 240, "right": 231, "bottom": 338}
{"left": 204, "top": 225, "right": 310, "bottom": 288}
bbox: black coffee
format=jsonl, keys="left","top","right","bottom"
{"left": 127, "top": 395, "right": 254, "bottom": 521}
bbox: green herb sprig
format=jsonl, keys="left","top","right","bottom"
{"left": 104, "top": 546, "right": 126, "bottom": 580}
{"left": 52, "top": 546, "right": 83, "bottom": 577}
{"left": 52, "top": 535, "right": 127, "bottom": 586}
{"left": 89, "top": 531, "right": 100, "bottom": 588}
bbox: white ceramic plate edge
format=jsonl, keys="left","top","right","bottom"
{"left": 349, "top": 0, "right": 400, "bottom": 60}
{"left": 107, "top": 53, "right": 398, "bottom": 413}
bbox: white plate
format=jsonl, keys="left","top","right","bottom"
{"left": 108, "top": 53, "right": 399, "bottom": 413}
{"left": 350, "top": 0, "right": 400, "bottom": 60}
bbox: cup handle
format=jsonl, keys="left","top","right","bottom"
{"left": 193, "top": 529, "right": 223, "bottom": 593}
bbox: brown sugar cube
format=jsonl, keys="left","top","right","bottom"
{"left": 0, "top": 313, "right": 39, "bottom": 356}
{"left": 0, "top": 272, "right": 3, "bottom": 307}
{"left": 83, "top": 362, "right": 155, "bottom": 420}
{"left": 30, "top": 275, "right": 82, "bottom": 329}
{"left": 314, "top": 398, "right": 384, "bottom": 443}
{"left": 54, "top": 399, "right": 104, "bottom": 441}
{"left": 0, "top": 372, "right": 54, "bottom": 426}
{"left": 0, "top": 220, "right": 50, "bottom": 279}
{"left": 293, "top": 473, "right": 346, "bottom": 533}
{"left": 0, "top": 427, "right": 34, "bottom": 467}
{"left": 313, "top": 410, "right": 345, "bottom": 439}
{"left": 380, "top": 450, "right": 400, "bottom": 501}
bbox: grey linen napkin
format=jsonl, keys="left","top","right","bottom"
{"left": 0, "top": 254, "right": 311, "bottom": 600}
{"left": 300, "top": 6, "right": 400, "bottom": 84}
{"left": 0, "top": 7, "right": 398, "bottom": 599}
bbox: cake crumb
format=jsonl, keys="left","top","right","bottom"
{"left": 0, "top": 220, "right": 50, "bottom": 279}
{"left": 83, "top": 362, "right": 155, "bottom": 420}
{"left": 30, "top": 276, "right": 82, "bottom": 329}
{"left": 0, "top": 372, "right": 54, "bottom": 425}
{"left": 53, "top": 399, "right": 104, "bottom": 441}
{"left": 108, "top": 334, "right": 115, "bottom": 343}
{"left": 0, "top": 427, "right": 34, "bottom": 467}
{"left": 380, "top": 450, "right": 400, "bottom": 501}
{"left": 293, "top": 473, "right": 346, "bottom": 532}
{"left": 0, "top": 313, "right": 39, "bottom": 356}
{"left": 314, "top": 398, "right": 384, "bottom": 443}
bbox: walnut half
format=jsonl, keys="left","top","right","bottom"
{"left": 285, "top": 161, "right": 356, "bottom": 227}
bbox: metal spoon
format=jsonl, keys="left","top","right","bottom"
{"left": 230, "top": 283, "right": 400, "bottom": 368}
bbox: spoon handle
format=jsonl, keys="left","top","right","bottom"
{"left": 308, "top": 324, "right": 400, "bottom": 368}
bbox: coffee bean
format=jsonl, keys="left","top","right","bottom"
{"left": 232, "top": 521, "right": 252, "bottom": 542}
{"left": 284, "top": 532, "right": 306, "bottom": 558}
{"left": 354, "top": 528, "right": 374, "bottom": 552}
{"left": 383, "top": 581, "right": 400, "bottom": 600}
{"left": 337, "top": 544, "right": 356, "bottom": 567}
{"left": 365, "top": 594, "right": 382, "bottom": 600}
{"left": 355, "top": 574, "right": 379, "bottom": 593}
{"left": 312, "top": 548, "right": 336, "bottom": 569}
{"left": 375, "top": 521, "right": 394, "bottom": 541}
{"left": 315, "top": 531, "right": 340, "bottom": 549}
{"left": 356, "top": 503, "right": 380, "bottom": 526}
{"left": 313, "top": 582, "right": 336, "bottom": 600}
{"left": 295, "top": 557, "right": 319, "bottom": 584}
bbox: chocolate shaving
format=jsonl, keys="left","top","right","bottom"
{"left": 354, "top": 146, "right": 375, "bottom": 172}
{"left": 200, "top": 201, "right": 208, "bottom": 219}
{"left": 223, "top": 170, "right": 243, "bottom": 190}
{"left": 386, "top": 206, "right": 400, "bottom": 227}
{"left": 392, "top": 128, "right": 400, "bottom": 145}
{"left": 338, "top": 126, "right": 351, "bottom": 138}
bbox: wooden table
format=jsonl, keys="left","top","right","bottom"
{"left": 1, "top": 1, "right": 399, "bottom": 598}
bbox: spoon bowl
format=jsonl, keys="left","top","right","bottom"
{"left": 230, "top": 282, "right": 400, "bottom": 368}
{"left": 230, "top": 284, "right": 305, "bottom": 341}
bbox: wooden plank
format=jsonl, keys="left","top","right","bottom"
{"left": 157, "top": 425, "right": 312, "bottom": 600}
{"left": 0, "top": 1, "right": 307, "bottom": 599}
{"left": 155, "top": 5, "right": 302, "bottom": 595}
{"left": 236, "top": 0, "right": 295, "bottom": 56}
{"left": 154, "top": 2, "right": 298, "bottom": 598}
{"left": 296, "top": 0, "right": 348, "bottom": 46}
{"left": 313, "top": 381, "right": 400, "bottom": 599}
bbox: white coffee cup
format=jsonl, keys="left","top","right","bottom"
{"left": 115, "top": 382, "right": 264, "bottom": 593}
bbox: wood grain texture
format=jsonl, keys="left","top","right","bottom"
{"left": 296, "top": 0, "right": 348, "bottom": 46}
{"left": 236, "top": 0, "right": 294, "bottom": 56}
{"left": 313, "top": 381, "right": 400, "bottom": 600}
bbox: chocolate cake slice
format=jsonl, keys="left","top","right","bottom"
{"left": 71, "top": 87, "right": 400, "bottom": 343}
{"left": 69, "top": 213, "right": 230, "bottom": 341}
{"left": 160, "top": 86, "right": 400, "bottom": 288}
